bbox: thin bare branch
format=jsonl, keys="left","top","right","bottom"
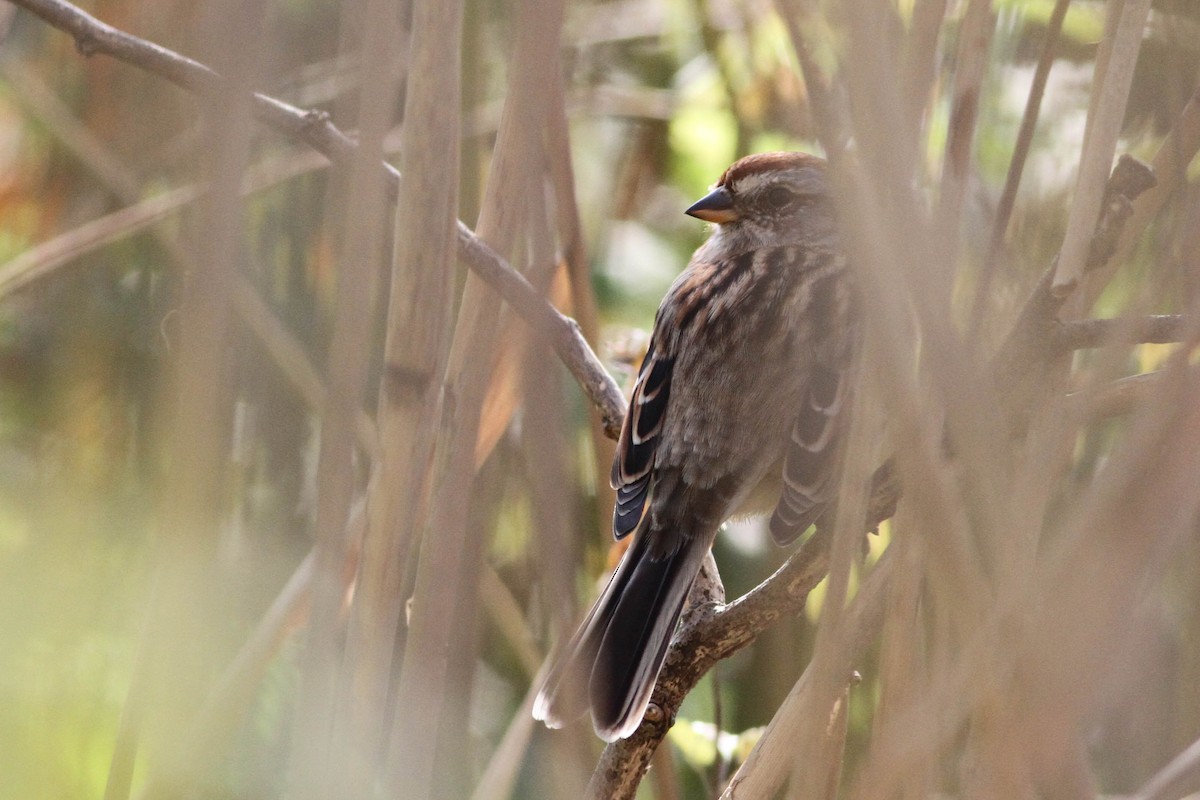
{"left": 584, "top": 465, "right": 901, "bottom": 798}
{"left": 454, "top": 224, "right": 626, "bottom": 436}
{"left": 1052, "top": 0, "right": 1152, "bottom": 294}
{"left": 5, "top": 0, "right": 627, "bottom": 437}
{"left": 972, "top": 0, "right": 1072, "bottom": 327}
{"left": 1056, "top": 315, "right": 1187, "bottom": 351}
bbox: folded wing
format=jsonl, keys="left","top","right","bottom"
{"left": 769, "top": 363, "right": 849, "bottom": 545}
{"left": 611, "top": 338, "right": 673, "bottom": 538}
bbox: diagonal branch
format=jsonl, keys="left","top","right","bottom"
{"left": 585, "top": 464, "right": 901, "bottom": 799}
{"left": 6, "top": 0, "right": 628, "bottom": 438}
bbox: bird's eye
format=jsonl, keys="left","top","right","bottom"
{"left": 766, "top": 186, "right": 799, "bottom": 210}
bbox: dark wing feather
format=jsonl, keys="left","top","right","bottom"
{"left": 769, "top": 363, "right": 848, "bottom": 545}
{"left": 611, "top": 339, "right": 673, "bottom": 539}
{"left": 531, "top": 514, "right": 706, "bottom": 741}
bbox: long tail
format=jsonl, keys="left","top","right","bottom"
{"left": 533, "top": 526, "right": 707, "bottom": 741}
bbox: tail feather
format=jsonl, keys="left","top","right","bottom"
{"left": 533, "top": 528, "right": 706, "bottom": 742}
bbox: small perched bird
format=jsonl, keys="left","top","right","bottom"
{"left": 533, "top": 152, "right": 859, "bottom": 741}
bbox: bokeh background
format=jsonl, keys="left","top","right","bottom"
{"left": 1, "top": 0, "right": 1199, "bottom": 798}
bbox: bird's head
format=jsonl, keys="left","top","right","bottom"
{"left": 686, "top": 151, "right": 836, "bottom": 250}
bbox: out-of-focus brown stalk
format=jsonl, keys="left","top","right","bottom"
{"left": 1088, "top": 83, "right": 1200, "bottom": 310}
{"left": 1052, "top": 0, "right": 1153, "bottom": 294}
{"left": 719, "top": 548, "right": 894, "bottom": 799}
{"left": 283, "top": 0, "right": 400, "bottom": 795}
{"left": 900, "top": 0, "right": 948, "bottom": 159}
{"left": 935, "top": 0, "right": 995, "bottom": 302}
{"left": 334, "top": 0, "right": 463, "bottom": 796}
{"left": 868, "top": 511, "right": 931, "bottom": 800}
{"left": 113, "top": 4, "right": 266, "bottom": 798}
{"left": 972, "top": 0, "right": 1072, "bottom": 330}
{"left": 387, "top": 1, "right": 564, "bottom": 797}
{"left": 544, "top": 62, "right": 616, "bottom": 552}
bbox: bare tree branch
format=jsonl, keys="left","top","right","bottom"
{"left": 585, "top": 465, "right": 901, "bottom": 798}
{"left": 5, "top": 0, "right": 628, "bottom": 438}
{"left": 1056, "top": 315, "right": 1187, "bottom": 351}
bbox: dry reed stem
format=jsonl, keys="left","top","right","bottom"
{"left": 936, "top": 0, "right": 996, "bottom": 299}
{"left": 721, "top": 548, "right": 894, "bottom": 799}
{"left": 284, "top": 0, "right": 401, "bottom": 794}
{"left": 114, "top": 5, "right": 266, "bottom": 798}
{"left": 367, "top": 0, "right": 466, "bottom": 795}
{"left": 1052, "top": 0, "right": 1152, "bottom": 294}
{"left": 389, "top": 2, "right": 565, "bottom": 797}
{"left": 1091, "top": 83, "right": 1200, "bottom": 310}
{"left": 900, "top": 0, "right": 949, "bottom": 160}
{"left": 973, "top": 0, "right": 1072, "bottom": 328}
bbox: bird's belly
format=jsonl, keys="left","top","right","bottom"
{"left": 728, "top": 466, "right": 784, "bottom": 520}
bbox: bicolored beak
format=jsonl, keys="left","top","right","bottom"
{"left": 685, "top": 186, "right": 738, "bottom": 224}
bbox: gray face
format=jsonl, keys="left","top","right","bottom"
{"left": 722, "top": 164, "right": 838, "bottom": 251}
